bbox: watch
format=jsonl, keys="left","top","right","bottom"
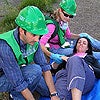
{"left": 50, "top": 92, "right": 58, "bottom": 97}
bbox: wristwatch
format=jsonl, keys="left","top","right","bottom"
{"left": 50, "top": 92, "right": 58, "bottom": 97}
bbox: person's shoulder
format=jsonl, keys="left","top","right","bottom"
{"left": 84, "top": 54, "right": 99, "bottom": 66}
{"left": 0, "top": 39, "right": 11, "bottom": 50}
{"left": 85, "top": 54, "right": 95, "bottom": 59}
{"left": 84, "top": 55, "right": 95, "bottom": 61}
{"left": 0, "top": 39, "right": 8, "bottom": 45}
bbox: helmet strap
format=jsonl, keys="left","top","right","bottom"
{"left": 24, "top": 30, "right": 26, "bottom": 35}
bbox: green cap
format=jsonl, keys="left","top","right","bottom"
{"left": 15, "top": 6, "right": 48, "bottom": 35}
{"left": 59, "top": 0, "right": 77, "bottom": 16}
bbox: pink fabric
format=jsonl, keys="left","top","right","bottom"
{"left": 74, "top": 53, "right": 87, "bottom": 58}
{"left": 65, "top": 27, "right": 72, "bottom": 39}
{"left": 40, "top": 24, "right": 72, "bottom": 49}
{"left": 40, "top": 24, "right": 55, "bottom": 45}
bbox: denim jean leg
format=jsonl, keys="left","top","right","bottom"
{"left": 55, "top": 70, "right": 71, "bottom": 100}
{"left": 35, "top": 76, "right": 50, "bottom": 97}
{"left": 11, "top": 64, "right": 42, "bottom": 100}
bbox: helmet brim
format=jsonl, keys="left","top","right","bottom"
{"left": 30, "top": 28, "right": 48, "bottom": 35}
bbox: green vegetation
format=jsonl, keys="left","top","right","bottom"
{"left": 0, "top": 5, "right": 19, "bottom": 33}
{"left": 0, "top": 0, "right": 57, "bottom": 33}
{"left": 18, "top": 0, "right": 56, "bottom": 12}
{"left": 0, "top": 92, "right": 9, "bottom": 100}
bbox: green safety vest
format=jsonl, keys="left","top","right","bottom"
{"left": 45, "top": 16, "right": 66, "bottom": 45}
{"left": 0, "top": 30, "right": 38, "bottom": 66}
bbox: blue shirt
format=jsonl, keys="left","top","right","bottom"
{"left": 0, "top": 28, "right": 51, "bottom": 92}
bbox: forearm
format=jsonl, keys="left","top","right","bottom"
{"left": 21, "top": 88, "right": 35, "bottom": 100}
{"left": 43, "top": 71, "right": 60, "bottom": 100}
{"left": 71, "top": 33, "right": 80, "bottom": 39}
{"left": 41, "top": 44, "right": 51, "bottom": 57}
{"left": 40, "top": 24, "right": 55, "bottom": 57}
{"left": 43, "top": 71, "right": 57, "bottom": 94}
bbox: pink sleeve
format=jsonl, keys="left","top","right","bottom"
{"left": 40, "top": 24, "right": 55, "bottom": 45}
{"left": 65, "top": 27, "right": 72, "bottom": 39}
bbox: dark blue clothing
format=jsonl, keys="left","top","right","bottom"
{"left": 0, "top": 28, "right": 51, "bottom": 93}
{"left": 55, "top": 56, "right": 95, "bottom": 100}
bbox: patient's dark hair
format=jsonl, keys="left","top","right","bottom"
{"left": 73, "top": 37, "right": 93, "bottom": 55}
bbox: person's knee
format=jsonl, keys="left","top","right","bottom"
{"left": 68, "top": 56, "right": 81, "bottom": 63}
{"left": 67, "top": 56, "right": 83, "bottom": 69}
{"left": 23, "top": 64, "right": 42, "bottom": 85}
{"left": 28, "top": 64, "right": 42, "bottom": 75}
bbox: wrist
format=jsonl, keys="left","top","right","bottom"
{"left": 50, "top": 53, "right": 53, "bottom": 58}
{"left": 50, "top": 92, "right": 58, "bottom": 97}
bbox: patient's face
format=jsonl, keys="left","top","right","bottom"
{"left": 76, "top": 38, "right": 89, "bottom": 53}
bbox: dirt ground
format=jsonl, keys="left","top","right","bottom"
{"left": 71, "top": 0, "right": 100, "bottom": 40}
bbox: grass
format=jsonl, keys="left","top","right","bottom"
{"left": 0, "top": 0, "right": 57, "bottom": 34}
{"left": 0, "top": 92, "right": 9, "bottom": 100}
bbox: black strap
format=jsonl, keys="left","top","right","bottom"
{"left": 45, "top": 16, "right": 60, "bottom": 44}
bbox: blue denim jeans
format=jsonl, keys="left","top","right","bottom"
{"left": 0, "top": 64, "right": 50, "bottom": 100}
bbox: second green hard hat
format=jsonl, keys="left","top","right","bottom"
{"left": 59, "top": 0, "right": 77, "bottom": 16}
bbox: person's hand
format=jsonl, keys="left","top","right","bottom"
{"left": 51, "top": 96, "right": 60, "bottom": 100}
{"left": 61, "top": 56, "right": 69, "bottom": 62}
{"left": 79, "top": 33, "right": 89, "bottom": 38}
{"left": 61, "top": 42, "right": 70, "bottom": 48}
{"left": 50, "top": 53, "right": 63, "bottom": 64}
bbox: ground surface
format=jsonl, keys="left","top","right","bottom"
{"left": 0, "top": 0, "right": 100, "bottom": 40}
{"left": 54, "top": 0, "right": 100, "bottom": 40}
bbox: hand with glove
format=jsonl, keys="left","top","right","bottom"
{"left": 50, "top": 53, "right": 63, "bottom": 64}
{"left": 79, "top": 33, "right": 88, "bottom": 38}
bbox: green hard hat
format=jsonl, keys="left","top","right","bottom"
{"left": 15, "top": 6, "right": 48, "bottom": 35}
{"left": 59, "top": 0, "right": 77, "bottom": 16}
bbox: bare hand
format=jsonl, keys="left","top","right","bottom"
{"left": 61, "top": 56, "right": 69, "bottom": 62}
{"left": 51, "top": 96, "right": 60, "bottom": 100}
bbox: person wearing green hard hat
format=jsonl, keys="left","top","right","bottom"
{"left": 40, "top": 0, "right": 79, "bottom": 67}
{"left": 15, "top": 6, "right": 48, "bottom": 35}
{"left": 0, "top": 6, "right": 60, "bottom": 100}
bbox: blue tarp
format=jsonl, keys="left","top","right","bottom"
{"left": 39, "top": 79, "right": 100, "bottom": 100}
{"left": 82, "top": 79, "right": 100, "bottom": 100}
